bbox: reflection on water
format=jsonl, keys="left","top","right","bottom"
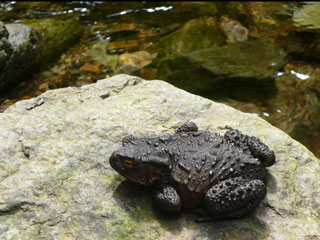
{"left": 0, "top": 2, "right": 320, "bottom": 158}
{"left": 289, "top": 70, "right": 310, "bottom": 80}
{"left": 106, "top": 5, "right": 173, "bottom": 18}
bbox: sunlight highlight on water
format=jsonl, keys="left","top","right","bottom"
{"left": 106, "top": 6, "right": 173, "bottom": 18}
{"left": 290, "top": 70, "right": 310, "bottom": 80}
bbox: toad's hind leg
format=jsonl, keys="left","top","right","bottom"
{"left": 196, "top": 202, "right": 257, "bottom": 222}
{"left": 224, "top": 129, "right": 275, "bottom": 167}
{"left": 203, "top": 177, "right": 266, "bottom": 221}
{"left": 153, "top": 185, "right": 181, "bottom": 213}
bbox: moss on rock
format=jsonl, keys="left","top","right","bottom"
{"left": 20, "top": 18, "right": 84, "bottom": 67}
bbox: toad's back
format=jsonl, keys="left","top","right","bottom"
{"left": 167, "top": 130, "right": 266, "bottom": 208}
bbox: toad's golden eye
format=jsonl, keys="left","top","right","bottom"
{"left": 124, "top": 159, "right": 133, "bottom": 168}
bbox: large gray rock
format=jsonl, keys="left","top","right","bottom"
{"left": 0, "top": 74, "right": 319, "bottom": 239}
{"left": 0, "top": 22, "right": 12, "bottom": 71}
{"left": 0, "top": 19, "right": 83, "bottom": 92}
{"left": 0, "top": 22, "right": 41, "bottom": 91}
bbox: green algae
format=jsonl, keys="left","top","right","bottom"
{"left": 20, "top": 18, "right": 83, "bottom": 68}
{"left": 158, "top": 16, "right": 225, "bottom": 55}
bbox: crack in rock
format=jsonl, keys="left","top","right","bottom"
{"left": 0, "top": 200, "right": 30, "bottom": 215}
{"left": 99, "top": 92, "right": 110, "bottom": 99}
{"left": 26, "top": 97, "right": 44, "bottom": 111}
{"left": 265, "top": 203, "right": 283, "bottom": 217}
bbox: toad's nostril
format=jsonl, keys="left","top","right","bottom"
{"left": 109, "top": 151, "right": 121, "bottom": 168}
{"left": 110, "top": 151, "right": 118, "bottom": 159}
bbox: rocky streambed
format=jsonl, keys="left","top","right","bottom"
{"left": 1, "top": 2, "right": 320, "bottom": 158}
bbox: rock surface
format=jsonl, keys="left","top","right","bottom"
{"left": 19, "top": 18, "right": 84, "bottom": 68}
{"left": 115, "top": 51, "right": 158, "bottom": 75}
{"left": 157, "top": 39, "right": 285, "bottom": 101}
{"left": 293, "top": 2, "right": 320, "bottom": 30}
{"left": 0, "top": 22, "right": 41, "bottom": 91}
{"left": 0, "top": 74, "right": 319, "bottom": 240}
{"left": 0, "top": 18, "right": 83, "bottom": 92}
{"left": 158, "top": 39, "right": 286, "bottom": 81}
{"left": 158, "top": 16, "right": 225, "bottom": 55}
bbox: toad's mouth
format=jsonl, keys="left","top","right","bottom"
{"left": 109, "top": 151, "right": 151, "bottom": 185}
{"left": 126, "top": 175, "right": 149, "bottom": 185}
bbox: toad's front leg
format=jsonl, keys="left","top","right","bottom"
{"left": 153, "top": 185, "right": 181, "bottom": 213}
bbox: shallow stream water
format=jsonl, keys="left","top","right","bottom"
{"left": 1, "top": 1, "right": 319, "bottom": 158}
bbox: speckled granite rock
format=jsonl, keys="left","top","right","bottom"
{"left": 0, "top": 74, "right": 319, "bottom": 240}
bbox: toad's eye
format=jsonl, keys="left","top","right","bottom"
{"left": 124, "top": 159, "right": 133, "bottom": 168}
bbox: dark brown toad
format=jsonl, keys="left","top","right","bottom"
{"left": 109, "top": 122, "right": 275, "bottom": 221}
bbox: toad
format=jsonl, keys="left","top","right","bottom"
{"left": 109, "top": 122, "right": 275, "bottom": 221}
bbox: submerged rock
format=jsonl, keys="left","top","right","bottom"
{"left": 89, "top": 40, "right": 119, "bottom": 72}
{"left": 159, "top": 39, "right": 286, "bottom": 80}
{"left": 266, "top": 64, "right": 320, "bottom": 157}
{"left": 158, "top": 16, "right": 225, "bottom": 55}
{"left": 293, "top": 2, "right": 320, "bottom": 30}
{"left": 0, "top": 74, "right": 319, "bottom": 239}
{"left": 220, "top": 17, "right": 249, "bottom": 43}
{"left": 115, "top": 51, "right": 158, "bottom": 75}
{"left": 277, "top": 31, "right": 320, "bottom": 61}
{"left": 157, "top": 39, "right": 286, "bottom": 101}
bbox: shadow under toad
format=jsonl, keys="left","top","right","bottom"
{"left": 112, "top": 179, "right": 183, "bottom": 234}
{"left": 112, "top": 178, "right": 272, "bottom": 238}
